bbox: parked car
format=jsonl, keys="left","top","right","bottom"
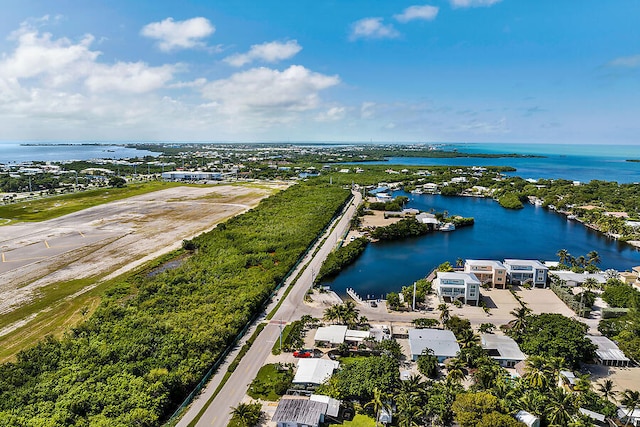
{"left": 293, "top": 349, "right": 313, "bottom": 358}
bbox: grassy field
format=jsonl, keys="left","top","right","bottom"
{"left": 0, "top": 276, "right": 116, "bottom": 362}
{"left": 339, "top": 414, "right": 377, "bottom": 427}
{"left": 0, "top": 181, "right": 188, "bottom": 224}
{"left": 247, "top": 363, "right": 294, "bottom": 401}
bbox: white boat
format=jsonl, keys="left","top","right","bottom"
{"left": 410, "top": 189, "right": 423, "bottom": 194}
{"left": 439, "top": 223, "right": 456, "bottom": 232}
{"left": 567, "top": 214, "right": 577, "bottom": 220}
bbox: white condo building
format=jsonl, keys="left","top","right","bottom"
{"left": 504, "top": 259, "right": 549, "bottom": 288}
{"left": 434, "top": 272, "right": 481, "bottom": 305}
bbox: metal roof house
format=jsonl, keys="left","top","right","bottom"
{"left": 272, "top": 397, "right": 328, "bottom": 427}
{"left": 408, "top": 328, "right": 460, "bottom": 362}
{"left": 480, "top": 334, "right": 526, "bottom": 368}
{"left": 314, "top": 325, "right": 370, "bottom": 346}
{"left": 293, "top": 359, "right": 339, "bottom": 386}
{"left": 587, "top": 335, "right": 631, "bottom": 367}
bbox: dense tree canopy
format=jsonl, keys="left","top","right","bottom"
{"left": 0, "top": 182, "right": 351, "bottom": 426}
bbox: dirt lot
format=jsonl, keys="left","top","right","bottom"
{"left": 0, "top": 183, "right": 284, "bottom": 336}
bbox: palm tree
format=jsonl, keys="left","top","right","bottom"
{"left": 597, "top": 379, "right": 616, "bottom": 402}
{"left": 547, "top": 356, "right": 567, "bottom": 385}
{"left": 445, "top": 357, "right": 466, "bottom": 383}
{"left": 438, "top": 303, "right": 451, "bottom": 327}
{"left": 546, "top": 387, "right": 577, "bottom": 427}
{"left": 395, "top": 390, "right": 424, "bottom": 427}
{"left": 587, "top": 250, "right": 601, "bottom": 266}
{"left": 576, "top": 255, "right": 586, "bottom": 268}
{"left": 557, "top": 249, "right": 571, "bottom": 266}
{"left": 230, "top": 401, "right": 262, "bottom": 427}
{"left": 524, "top": 356, "right": 551, "bottom": 390}
{"left": 621, "top": 389, "right": 640, "bottom": 427}
{"left": 509, "top": 306, "right": 532, "bottom": 335}
{"left": 323, "top": 305, "right": 340, "bottom": 324}
{"left": 455, "top": 257, "right": 464, "bottom": 268}
{"left": 365, "top": 387, "right": 391, "bottom": 427}
{"left": 456, "top": 328, "right": 479, "bottom": 349}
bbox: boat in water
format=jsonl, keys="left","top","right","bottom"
{"left": 439, "top": 223, "right": 456, "bottom": 232}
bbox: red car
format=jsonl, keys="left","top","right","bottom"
{"left": 293, "top": 349, "right": 313, "bottom": 358}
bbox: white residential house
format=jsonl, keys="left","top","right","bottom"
{"left": 587, "top": 335, "right": 631, "bottom": 367}
{"left": 408, "top": 328, "right": 460, "bottom": 362}
{"left": 504, "top": 259, "right": 549, "bottom": 288}
{"left": 434, "top": 272, "right": 481, "bottom": 305}
{"left": 464, "top": 260, "right": 508, "bottom": 288}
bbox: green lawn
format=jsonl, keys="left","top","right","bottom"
{"left": 0, "top": 181, "right": 187, "bottom": 224}
{"left": 337, "top": 414, "right": 377, "bottom": 427}
{"left": 247, "top": 363, "right": 294, "bottom": 401}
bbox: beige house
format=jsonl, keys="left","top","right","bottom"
{"left": 464, "top": 259, "right": 508, "bottom": 288}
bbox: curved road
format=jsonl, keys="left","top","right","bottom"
{"left": 178, "top": 189, "right": 362, "bottom": 427}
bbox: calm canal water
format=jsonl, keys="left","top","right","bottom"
{"left": 323, "top": 191, "right": 640, "bottom": 298}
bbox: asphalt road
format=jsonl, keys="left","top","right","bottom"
{"left": 177, "top": 190, "right": 361, "bottom": 427}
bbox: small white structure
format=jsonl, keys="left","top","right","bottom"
{"left": 480, "top": 334, "right": 526, "bottom": 368}
{"left": 618, "top": 408, "right": 640, "bottom": 427}
{"left": 504, "top": 259, "right": 549, "bottom": 287}
{"left": 314, "top": 325, "right": 348, "bottom": 346}
{"left": 464, "top": 260, "right": 508, "bottom": 288}
{"left": 587, "top": 335, "right": 631, "bottom": 367}
{"left": 314, "top": 325, "right": 370, "bottom": 346}
{"left": 408, "top": 328, "right": 460, "bottom": 362}
{"left": 515, "top": 410, "right": 541, "bottom": 427}
{"left": 434, "top": 272, "right": 481, "bottom": 305}
{"left": 293, "top": 359, "right": 339, "bottom": 386}
{"left": 579, "top": 408, "right": 606, "bottom": 426}
{"left": 310, "top": 395, "right": 341, "bottom": 418}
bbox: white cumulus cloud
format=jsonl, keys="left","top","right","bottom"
{"left": 395, "top": 5, "right": 439, "bottom": 23}
{"left": 316, "top": 106, "right": 346, "bottom": 122}
{"left": 350, "top": 18, "right": 399, "bottom": 40}
{"left": 449, "top": 0, "right": 502, "bottom": 8}
{"left": 85, "top": 62, "right": 176, "bottom": 93}
{"left": 224, "top": 40, "right": 302, "bottom": 67}
{"left": 202, "top": 65, "right": 339, "bottom": 115}
{"left": 141, "top": 17, "right": 215, "bottom": 51}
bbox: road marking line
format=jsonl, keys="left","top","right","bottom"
{"left": 1, "top": 253, "right": 4, "bottom": 262}
{"left": 210, "top": 416, "right": 217, "bottom": 426}
{"left": 79, "top": 231, "right": 85, "bottom": 238}
{"left": 44, "top": 241, "right": 50, "bottom": 249}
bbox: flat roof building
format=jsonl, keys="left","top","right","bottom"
{"left": 504, "top": 259, "right": 549, "bottom": 288}
{"left": 434, "top": 272, "right": 481, "bottom": 305}
{"left": 464, "top": 259, "right": 508, "bottom": 289}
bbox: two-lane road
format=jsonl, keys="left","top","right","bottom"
{"left": 177, "top": 190, "right": 361, "bottom": 427}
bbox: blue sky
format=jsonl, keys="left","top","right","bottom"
{"left": 0, "top": 0, "right": 638, "bottom": 144}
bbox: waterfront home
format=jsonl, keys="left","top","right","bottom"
{"left": 272, "top": 397, "right": 328, "bottom": 427}
{"left": 480, "top": 334, "right": 526, "bottom": 368}
{"left": 503, "top": 259, "right": 549, "bottom": 288}
{"left": 586, "top": 335, "right": 631, "bottom": 367}
{"left": 293, "top": 359, "right": 340, "bottom": 386}
{"left": 464, "top": 259, "right": 508, "bottom": 288}
{"left": 408, "top": 328, "right": 460, "bottom": 362}
{"left": 434, "top": 272, "right": 481, "bottom": 305}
